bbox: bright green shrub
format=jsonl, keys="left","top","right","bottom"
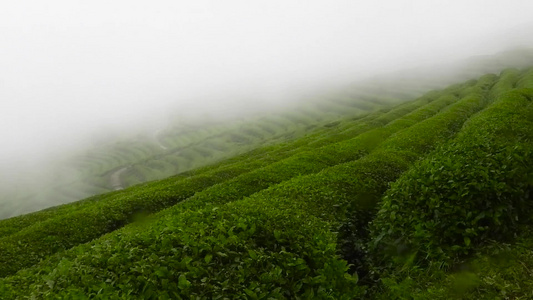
{"left": 0, "top": 75, "right": 491, "bottom": 297}
{"left": 0, "top": 109, "right": 384, "bottom": 238}
{"left": 516, "top": 68, "right": 533, "bottom": 88}
{"left": 2, "top": 86, "right": 448, "bottom": 225}
{"left": 308, "top": 80, "right": 474, "bottom": 148}
{"left": 5, "top": 70, "right": 529, "bottom": 299}
{"left": 1, "top": 197, "right": 363, "bottom": 299}
{"left": 1, "top": 90, "right": 437, "bottom": 277}
{"left": 0, "top": 71, "right": 494, "bottom": 298}
{"left": 0, "top": 163, "right": 272, "bottom": 277}
{"left": 489, "top": 68, "right": 521, "bottom": 98}
{"left": 178, "top": 92, "right": 459, "bottom": 212}
{"left": 370, "top": 89, "right": 533, "bottom": 264}
{"left": 249, "top": 78, "right": 493, "bottom": 272}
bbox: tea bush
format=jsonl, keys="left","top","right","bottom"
{"left": 0, "top": 74, "right": 494, "bottom": 298}
{"left": 0, "top": 89, "right": 444, "bottom": 278}
{"left": 371, "top": 89, "right": 533, "bottom": 265}
{"left": 3, "top": 70, "right": 533, "bottom": 299}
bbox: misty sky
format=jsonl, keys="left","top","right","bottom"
{"left": 1, "top": 0, "right": 533, "bottom": 165}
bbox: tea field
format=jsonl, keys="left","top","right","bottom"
{"left": 0, "top": 67, "right": 532, "bottom": 299}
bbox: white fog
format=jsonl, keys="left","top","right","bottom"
{"left": 1, "top": 0, "right": 533, "bottom": 217}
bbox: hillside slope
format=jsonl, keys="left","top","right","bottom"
{"left": 0, "top": 68, "right": 532, "bottom": 299}
{"left": 6, "top": 48, "right": 533, "bottom": 221}
{"left": 1, "top": 80, "right": 406, "bottom": 220}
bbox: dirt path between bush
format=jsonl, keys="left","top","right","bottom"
{"left": 110, "top": 167, "right": 129, "bottom": 190}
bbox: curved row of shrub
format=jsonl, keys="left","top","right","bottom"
{"left": 369, "top": 88, "right": 533, "bottom": 267}
{"left": 81, "top": 79, "right": 468, "bottom": 194}
{"left": 166, "top": 92, "right": 461, "bottom": 215}
{"left": 5, "top": 91, "right": 390, "bottom": 220}
{"left": 0, "top": 108, "right": 386, "bottom": 237}
{"left": 0, "top": 88, "right": 429, "bottom": 239}
{"left": 113, "top": 92, "right": 394, "bottom": 188}
{"left": 185, "top": 79, "right": 469, "bottom": 171}
{"left": 0, "top": 87, "right": 450, "bottom": 277}
{"left": 0, "top": 74, "right": 497, "bottom": 298}
{"left": 306, "top": 81, "right": 476, "bottom": 148}
{"left": 43, "top": 80, "right": 467, "bottom": 209}
{"left": 488, "top": 68, "right": 522, "bottom": 98}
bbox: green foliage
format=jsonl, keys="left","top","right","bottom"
{"left": 516, "top": 68, "right": 533, "bottom": 88}
{"left": 371, "top": 88, "right": 533, "bottom": 266}
{"left": 0, "top": 82, "right": 452, "bottom": 278}
{"left": 490, "top": 68, "right": 520, "bottom": 98}
{"left": 378, "top": 235, "right": 533, "bottom": 299}
{"left": 2, "top": 81, "right": 402, "bottom": 220}
{"left": 177, "top": 89, "right": 461, "bottom": 214}
{"left": 2, "top": 195, "right": 363, "bottom": 299}
{"left": 422, "top": 235, "right": 533, "bottom": 299}
{"left": 2, "top": 69, "right": 533, "bottom": 298}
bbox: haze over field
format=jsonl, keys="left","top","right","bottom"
{"left": 1, "top": 1, "right": 533, "bottom": 214}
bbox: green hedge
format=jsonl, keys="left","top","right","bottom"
{"left": 170, "top": 92, "right": 459, "bottom": 213}
{"left": 0, "top": 162, "right": 276, "bottom": 277}
{"left": 370, "top": 88, "right": 533, "bottom": 265}
{"left": 0, "top": 106, "right": 387, "bottom": 238}
{"left": 0, "top": 80, "right": 463, "bottom": 273}
{"left": 308, "top": 80, "right": 476, "bottom": 148}
{"left": 489, "top": 68, "right": 521, "bottom": 98}
{"left": 1, "top": 194, "right": 363, "bottom": 299}
{"left": 0, "top": 74, "right": 495, "bottom": 298}
{"left": 516, "top": 68, "right": 533, "bottom": 89}
{"left": 0, "top": 90, "right": 434, "bottom": 277}
{"left": 249, "top": 77, "right": 494, "bottom": 273}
